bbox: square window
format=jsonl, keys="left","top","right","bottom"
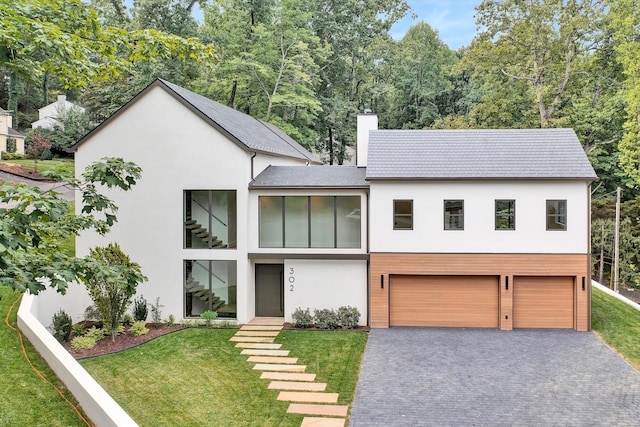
{"left": 546, "top": 200, "right": 567, "bottom": 230}
{"left": 394, "top": 200, "right": 413, "bottom": 230}
{"left": 495, "top": 200, "right": 515, "bottom": 230}
{"left": 444, "top": 200, "right": 464, "bottom": 230}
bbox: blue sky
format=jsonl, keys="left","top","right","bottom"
{"left": 390, "top": 0, "right": 482, "bottom": 50}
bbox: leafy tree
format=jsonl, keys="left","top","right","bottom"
{"left": 47, "top": 107, "right": 97, "bottom": 155}
{"left": 0, "top": 157, "right": 142, "bottom": 294}
{"left": 81, "top": 243, "right": 147, "bottom": 341}
{"left": 25, "top": 130, "right": 52, "bottom": 171}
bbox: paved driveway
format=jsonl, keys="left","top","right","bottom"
{"left": 350, "top": 328, "right": 640, "bottom": 426}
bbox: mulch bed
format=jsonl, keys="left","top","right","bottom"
{"left": 0, "top": 162, "right": 53, "bottom": 181}
{"left": 64, "top": 323, "right": 186, "bottom": 360}
{"left": 282, "top": 322, "right": 370, "bottom": 332}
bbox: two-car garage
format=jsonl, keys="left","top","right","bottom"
{"left": 389, "top": 275, "right": 575, "bottom": 329}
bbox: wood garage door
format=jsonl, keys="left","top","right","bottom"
{"left": 390, "top": 275, "right": 499, "bottom": 327}
{"left": 513, "top": 276, "right": 574, "bottom": 329}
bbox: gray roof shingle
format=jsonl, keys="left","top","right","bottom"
{"left": 250, "top": 166, "right": 368, "bottom": 189}
{"left": 366, "top": 129, "right": 597, "bottom": 180}
{"left": 72, "top": 79, "right": 319, "bottom": 163}
{"left": 159, "top": 80, "right": 319, "bottom": 163}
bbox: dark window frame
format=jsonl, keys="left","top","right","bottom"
{"left": 495, "top": 199, "right": 516, "bottom": 230}
{"left": 393, "top": 199, "right": 413, "bottom": 230}
{"left": 546, "top": 199, "right": 567, "bottom": 231}
{"left": 444, "top": 199, "right": 464, "bottom": 230}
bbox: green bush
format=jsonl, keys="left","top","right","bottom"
{"left": 71, "top": 336, "right": 97, "bottom": 349}
{"left": 51, "top": 309, "right": 72, "bottom": 342}
{"left": 1, "top": 151, "right": 24, "bottom": 160}
{"left": 150, "top": 297, "right": 163, "bottom": 323}
{"left": 336, "top": 306, "right": 360, "bottom": 329}
{"left": 132, "top": 296, "right": 148, "bottom": 322}
{"left": 200, "top": 310, "right": 218, "bottom": 327}
{"left": 84, "top": 305, "right": 99, "bottom": 321}
{"left": 313, "top": 308, "right": 338, "bottom": 330}
{"left": 122, "top": 313, "right": 133, "bottom": 326}
{"left": 130, "top": 321, "right": 149, "bottom": 336}
{"left": 84, "top": 326, "right": 107, "bottom": 341}
{"left": 166, "top": 314, "right": 175, "bottom": 326}
{"left": 292, "top": 307, "right": 313, "bottom": 328}
{"left": 215, "top": 320, "right": 237, "bottom": 329}
{"left": 72, "top": 323, "right": 87, "bottom": 337}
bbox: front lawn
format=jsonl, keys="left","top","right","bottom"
{"left": 0, "top": 286, "right": 87, "bottom": 426}
{"left": 0, "top": 159, "right": 74, "bottom": 177}
{"left": 80, "top": 328, "right": 367, "bottom": 426}
{"left": 592, "top": 286, "right": 640, "bottom": 370}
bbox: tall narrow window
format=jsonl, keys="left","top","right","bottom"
{"left": 495, "top": 200, "right": 516, "bottom": 230}
{"left": 546, "top": 200, "right": 567, "bottom": 230}
{"left": 310, "top": 196, "right": 334, "bottom": 248}
{"left": 393, "top": 200, "right": 413, "bottom": 230}
{"left": 336, "top": 196, "right": 361, "bottom": 248}
{"left": 444, "top": 200, "right": 464, "bottom": 230}
{"left": 184, "top": 190, "right": 237, "bottom": 249}
{"left": 285, "top": 197, "right": 308, "bottom": 247}
{"left": 259, "top": 196, "right": 283, "bottom": 247}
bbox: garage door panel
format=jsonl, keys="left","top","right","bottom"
{"left": 390, "top": 275, "right": 499, "bottom": 328}
{"left": 514, "top": 276, "right": 574, "bottom": 329}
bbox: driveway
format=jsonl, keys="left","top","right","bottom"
{"left": 350, "top": 328, "right": 640, "bottom": 426}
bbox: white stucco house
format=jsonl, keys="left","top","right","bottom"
{"left": 32, "top": 95, "right": 85, "bottom": 130}
{"left": 41, "top": 78, "right": 596, "bottom": 331}
{"left": 0, "top": 107, "right": 25, "bottom": 154}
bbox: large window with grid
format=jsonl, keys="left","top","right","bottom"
{"left": 393, "top": 200, "right": 413, "bottom": 230}
{"left": 546, "top": 200, "right": 567, "bottom": 230}
{"left": 444, "top": 200, "right": 464, "bottom": 230}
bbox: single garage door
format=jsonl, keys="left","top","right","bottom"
{"left": 390, "top": 275, "right": 499, "bottom": 327}
{"left": 513, "top": 276, "right": 574, "bottom": 328}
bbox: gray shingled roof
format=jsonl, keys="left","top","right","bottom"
{"left": 366, "top": 129, "right": 597, "bottom": 180}
{"left": 250, "top": 166, "right": 368, "bottom": 189}
{"left": 72, "top": 79, "right": 320, "bottom": 163}
{"left": 159, "top": 80, "right": 319, "bottom": 163}
{"left": 8, "top": 127, "right": 24, "bottom": 137}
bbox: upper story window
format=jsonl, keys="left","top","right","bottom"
{"left": 495, "top": 200, "right": 516, "bottom": 230}
{"left": 444, "top": 200, "right": 464, "bottom": 230}
{"left": 259, "top": 195, "right": 361, "bottom": 248}
{"left": 184, "top": 190, "right": 237, "bottom": 249}
{"left": 393, "top": 200, "right": 413, "bottom": 230}
{"left": 546, "top": 200, "right": 567, "bottom": 230}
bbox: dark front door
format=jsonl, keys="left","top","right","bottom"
{"left": 255, "top": 264, "right": 284, "bottom": 317}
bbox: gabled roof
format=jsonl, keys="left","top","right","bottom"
{"left": 71, "top": 79, "right": 320, "bottom": 163}
{"left": 366, "top": 129, "right": 597, "bottom": 181}
{"left": 8, "top": 127, "right": 24, "bottom": 137}
{"left": 250, "top": 166, "right": 368, "bottom": 189}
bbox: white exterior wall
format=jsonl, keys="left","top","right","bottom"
{"left": 369, "top": 180, "right": 590, "bottom": 254}
{"left": 283, "top": 259, "right": 367, "bottom": 325}
{"left": 73, "top": 86, "right": 307, "bottom": 325}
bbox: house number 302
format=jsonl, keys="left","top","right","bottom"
{"left": 288, "top": 267, "right": 295, "bottom": 291}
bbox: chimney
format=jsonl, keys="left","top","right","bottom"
{"left": 356, "top": 110, "right": 378, "bottom": 167}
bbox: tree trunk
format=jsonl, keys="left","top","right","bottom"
{"left": 227, "top": 80, "right": 237, "bottom": 107}
{"left": 8, "top": 73, "right": 18, "bottom": 127}
{"left": 328, "top": 127, "right": 334, "bottom": 165}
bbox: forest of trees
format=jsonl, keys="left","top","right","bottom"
{"left": 1, "top": 0, "right": 640, "bottom": 288}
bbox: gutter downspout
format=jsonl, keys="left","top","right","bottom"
{"left": 250, "top": 152, "right": 257, "bottom": 179}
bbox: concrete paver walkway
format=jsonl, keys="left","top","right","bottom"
{"left": 231, "top": 318, "right": 348, "bottom": 426}
{"left": 350, "top": 328, "right": 640, "bottom": 426}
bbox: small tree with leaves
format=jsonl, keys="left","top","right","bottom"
{"left": 26, "top": 130, "right": 52, "bottom": 172}
{"left": 80, "top": 243, "right": 147, "bottom": 342}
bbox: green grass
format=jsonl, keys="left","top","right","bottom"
{"left": 592, "top": 286, "right": 640, "bottom": 370}
{"left": 80, "top": 328, "right": 367, "bottom": 426}
{"left": 0, "top": 286, "right": 87, "bottom": 426}
{"left": 1, "top": 159, "right": 74, "bottom": 177}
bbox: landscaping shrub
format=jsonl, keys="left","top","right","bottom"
{"left": 1, "top": 151, "right": 23, "bottom": 160}
{"left": 150, "top": 297, "right": 163, "bottom": 323}
{"left": 51, "top": 309, "right": 72, "bottom": 342}
{"left": 132, "top": 296, "right": 148, "bottom": 322}
{"left": 200, "top": 310, "right": 218, "bottom": 327}
{"left": 166, "top": 314, "right": 175, "bottom": 326}
{"left": 130, "top": 321, "right": 149, "bottom": 336}
{"left": 84, "top": 305, "right": 99, "bottom": 321}
{"left": 122, "top": 313, "right": 133, "bottom": 326}
{"left": 292, "top": 307, "right": 313, "bottom": 328}
{"left": 84, "top": 326, "right": 107, "bottom": 341}
{"left": 313, "top": 308, "right": 338, "bottom": 330}
{"left": 71, "top": 336, "right": 97, "bottom": 349}
{"left": 336, "top": 306, "right": 361, "bottom": 329}
{"left": 215, "top": 320, "right": 237, "bottom": 329}
{"left": 72, "top": 323, "right": 87, "bottom": 337}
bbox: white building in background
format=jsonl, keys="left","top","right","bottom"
{"left": 0, "top": 107, "right": 25, "bottom": 154}
{"left": 32, "top": 95, "right": 85, "bottom": 130}
{"left": 35, "top": 78, "right": 597, "bottom": 331}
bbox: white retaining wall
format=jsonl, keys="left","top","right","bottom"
{"left": 592, "top": 280, "right": 640, "bottom": 312}
{"left": 17, "top": 293, "right": 138, "bottom": 427}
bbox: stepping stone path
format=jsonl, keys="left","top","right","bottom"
{"left": 231, "top": 318, "right": 347, "bottom": 427}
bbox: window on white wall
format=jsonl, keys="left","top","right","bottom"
{"left": 495, "top": 200, "right": 516, "bottom": 230}
{"left": 259, "top": 196, "right": 361, "bottom": 248}
{"left": 393, "top": 200, "right": 413, "bottom": 230}
{"left": 444, "top": 200, "right": 464, "bottom": 230}
{"left": 184, "top": 190, "right": 236, "bottom": 249}
{"left": 184, "top": 259, "right": 236, "bottom": 318}
{"left": 546, "top": 200, "right": 567, "bottom": 230}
